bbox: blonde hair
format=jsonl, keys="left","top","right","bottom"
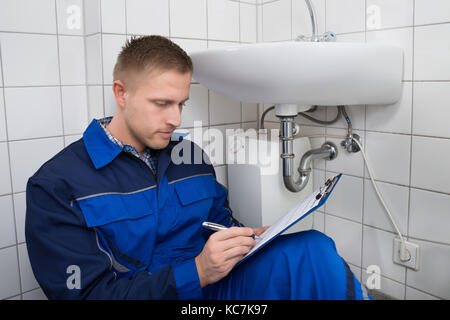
{"left": 113, "top": 35, "right": 193, "bottom": 88}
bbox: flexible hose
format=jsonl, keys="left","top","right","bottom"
{"left": 260, "top": 105, "right": 342, "bottom": 129}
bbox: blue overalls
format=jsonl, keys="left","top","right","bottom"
{"left": 25, "top": 118, "right": 368, "bottom": 300}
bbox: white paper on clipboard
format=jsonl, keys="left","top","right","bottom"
{"left": 236, "top": 173, "right": 342, "bottom": 267}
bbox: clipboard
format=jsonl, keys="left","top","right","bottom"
{"left": 235, "top": 173, "right": 342, "bottom": 267}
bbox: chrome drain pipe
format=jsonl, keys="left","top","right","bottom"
{"left": 280, "top": 117, "right": 338, "bottom": 193}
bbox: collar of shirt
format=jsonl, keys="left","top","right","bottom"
{"left": 97, "top": 116, "right": 158, "bottom": 175}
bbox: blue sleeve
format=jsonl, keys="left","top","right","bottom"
{"left": 25, "top": 177, "right": 202, "bottom": 300}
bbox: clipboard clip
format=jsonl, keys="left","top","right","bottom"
{"left": 315, "top": 176, "right": 339, "bottom": 200}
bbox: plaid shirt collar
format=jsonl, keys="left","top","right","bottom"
{"left": 97, "top": 117, "right": 158, "bottom": 175}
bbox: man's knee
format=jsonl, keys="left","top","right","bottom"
{"left": 270, "top": 229, "right": 337, "bottom": 255}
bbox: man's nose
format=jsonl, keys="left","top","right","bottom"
{"left": 166, "top": 104, "right": 182, "bottom": 128}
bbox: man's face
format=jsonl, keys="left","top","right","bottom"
{"left": 122, "top": 69, "right": 191, "bottom": 150}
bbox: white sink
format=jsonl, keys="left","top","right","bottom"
{"left": 190, "top": 41, "right": 403, "bottom": 106}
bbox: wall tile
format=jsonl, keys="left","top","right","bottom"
{"left": 64, "top": 134, "right": 82, "bottom": 147}
{"left": 405, "top": 286, "right": 440, "bottom": 300}
{"left": 326, "top": 0, "right": 365, "bottom": 34}
{"left": 0, "top": 88, "right": 6, "bottom": 141}
{"left": 5, "top": 87, "right": 63, "bottom": 140}
{"left": 366, "top": 0, "right": 413, "bottom": 31}
{"left": 362, "top": 226, "right": 406, "bottom": 283}
{"left": 406, "top": 239, "right": 450, "bottom": 299}
{"left": 324, "top": 214, "right": 362, "bottom": 267}
{"left": 364, "top": 131, "right": 411, "bottom": 186}
{"left": 313, "top": 211, "right": 325, "bottom": 233}
{"left": 366, "top": 27, "right": 413, "bottom": 81}
{"left": 240, "top": 2, "right": 257, "bottom": 43}
{"left": 363, "top": 179, "right": 409, "bottom": 235}
{"left": 58, "top": 36, "right": 86, "bottom": 85}
{"left": 325, "top": 173, "right": 364, "bottom": 223}
{"left": 18, "top": 243, "right": 39, "bottom": 292}
{"left": 0, "top": 195, "right": 16, "bottom": 248}
{"left": 100, "top": 0, "right": 126, "bottom": 34}
{"left": 0, "top": 246, "right": 20, "bottom": 299}
{"left": 411, "top": 136, "right": 450, "bottom": 194}
{"left": 9, "top": 137, "right": 64, "bottom": 193}
{"left": 56, "top": 0, "right": 84, "bottom": 35}
{"left": 241, "top": 102, "right": 258, "bottom": 122}
{"left": 12, "top": 192, "right": 25, "bottom": 244}
{"left": 170, "top": 0, "right": 207, "bottom": 39}
{"left": 87, "top": 85, "right": 104, "bottom": 120}
{"left": 361, "top": 268, "right": 406, "bottom": 299}
{"left": 0, "top": 142, "right": 11, "bottom": 195}
{"left": 209, "top": 90, "right": 241, "bottom": 125}
{"left": 61, "top": 86, "right": 88, "bottom": 135}
{"left": 413, "top": 82, "right": 450, "bottom": 138}
{"left": 208, "top": 0, "right": 240, "bottom": 42}
{"left": 262, "top": 0, "right": 291, "bottom": 42}
{"left": 214, "top": 165, "right": 228, "bottom": 189}
{"left": 101, "top": 34, "right": 126, "bottom": 85}
{"left": 84, "top": 0, "right": 101, "bottom": 35}
{"left": 409, "top": 188, "right": 450, "bottom": 244}
{"left": 366, "top": 81, "right": 412, "bottom": 134}
{"left": 0, "top": 33, "right": 60, "bottom": 87}
{"left": 85, "top": 34, "right": 103, "bottom": 85}
{"left": 415, "top": 0, "right": 450, "bottom": 25}
{"left": 180, "top": 84, "right": 209, "bottom": 128}
{"left": 103, "top": 85, "right": 116, "bottom": 117}
{"left": 126, "top": 0, "right": 170, "bottom": 36}
{"left": 414, "top": 24, "right": 450, "bottom": 81}
{"left": 0, "top": 0, "right": 56, "bottom": 34}
{"left": 22, "top": 288, "right": 47, "bottom": 300}
{"left": 171, "top": 38, "right": 207, "bottom": 56}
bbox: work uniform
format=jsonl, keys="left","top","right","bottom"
{"left": 25, "top": 118, "right": 369, "bottom": 300}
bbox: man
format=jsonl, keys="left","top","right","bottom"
{"left": 25, "top": 35, "right": 369, "bottom": 300}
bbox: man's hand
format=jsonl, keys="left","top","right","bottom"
{"left": 195, "top": 227, "right": 256, "bottom": 288}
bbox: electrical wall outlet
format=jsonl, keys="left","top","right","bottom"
{"left": 393, "top": 237, "right": 420, "bottom": 271}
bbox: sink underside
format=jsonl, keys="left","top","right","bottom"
{"left": 190, "top": 41, "right": 403, "bottom": 106}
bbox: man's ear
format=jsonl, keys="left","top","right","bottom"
{"left": 112, "top": 80, "right": 127, "bottom": 109}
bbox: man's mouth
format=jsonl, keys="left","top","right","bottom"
{"left": 158, "top": 131, "right": 173, "bottom": 138}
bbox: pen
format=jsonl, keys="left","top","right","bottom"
{"left": 202, "top": 222, "right": 260, "bottom": 240}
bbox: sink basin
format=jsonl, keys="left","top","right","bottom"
{"left": 190, "top": 41, "right": 403, "bottom": 106}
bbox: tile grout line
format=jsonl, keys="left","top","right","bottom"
{"left": 0, "top": 24, "right": 23, "bottom": 300}
{"left": 405, "top": 0, "right": 417, "bottom": 298}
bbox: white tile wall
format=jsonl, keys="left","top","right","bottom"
{"left": 0, "top": 0, "right": 258, "bottom": 299}
{"left": 413, "top": 82, "right": 450, "bottom": 138}
{"left": 0, "top": 0, "right": 57, "bottom": 34}
{"left": 415, "top": 0, "right": 450, "bottom": 26}
{"left": 126, "top": 0, "right": 170, "bottom": 36}
{"left": 0, "top": 33, "right": 60, "bottom": 87}
{"left": 414, "top": 24, "right": 450, "bottom": 80}
{"left": 170, "top": 0, "right": 207, "bottom": 39}
{"left": 58, "top": 36, "right": 86, "bottom": 85}
{"left": 4, "top": 87, "right": 63, "bottom": 140}
{"left": 1, "top": 0, "right": 449, "bottom": 301}
{"left": 0, "top": 142, "right": 11, "bottom": 195}
{"left": 56, "top": 0, "right": 84, "bottom": 36}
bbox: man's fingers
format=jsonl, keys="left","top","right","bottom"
{"left": 253, "top": 226, "right": 270, "bottom": 236}
{"left": 216, "top": 235, "right": 255, "bottom": 252}
{"left": 210, "top": 226, "right": 255, "bottom": 241}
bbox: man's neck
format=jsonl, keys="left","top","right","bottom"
{"left": 106, "top": 115, "right": 145, "bottom": 157}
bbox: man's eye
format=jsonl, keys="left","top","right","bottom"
{"left": 156, "top": 102, "right": 168, "bottom": 107}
